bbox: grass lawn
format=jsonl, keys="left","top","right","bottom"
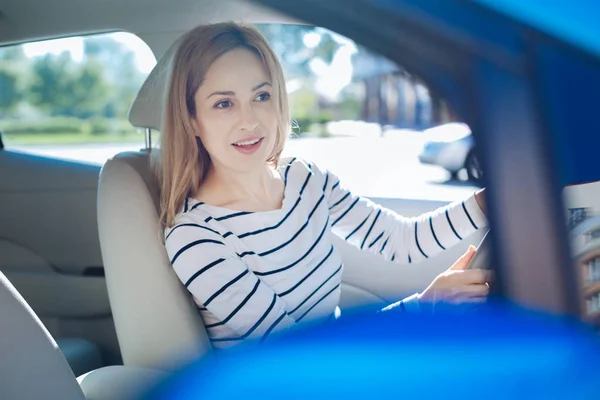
{"left": 4, "top": 132, "right": 146, "bottom": 146}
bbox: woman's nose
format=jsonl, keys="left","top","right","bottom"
{"left": 239, "top": 104, "right": 259, "bottom": 132}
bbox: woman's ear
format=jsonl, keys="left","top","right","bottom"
{"left": 189, "top": 116, "right": 202, "bottom": 138}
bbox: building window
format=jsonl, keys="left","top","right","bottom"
{"left": 568, "top": 207, "right": 589, "bottom": 230}
{"left": 586, "top": 292, "right": 600, "bottom": 315}
{"left": 585, "top": 258, "right": 600, "bottom": 286}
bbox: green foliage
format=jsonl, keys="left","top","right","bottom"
{"left": 75, "top": 60, "right": 112, "bottom": 118}
{"left": 0, "top": 33, "right": 149, "bottom": 119}
{"left": 292, "top": 110, "right": 333, "bottom": 135}
{"left": 1, "top": 117, "right": 139, "bottom": 137}
{"left": 29, "top": 52, "right": 77, "bottom": 114}
{"left": 117, "top": 120, "right": 139, "bottom": 135}
{"left": 89, "top": 117, "right": 112, "bottom": 135}
{"left": 257, "top": 24, "right": 341, "bottom": 78}
{"left": 0, "top": 46, "right": 28, "bottom": 116}
{"left": 289, "top": 88, "right": 319, "bottom": 120}
{"left": 83, "top": 35, "right": 146, "bottom": 119}
{"left": 0, "top": 27, "right": 371, "bottom": 142}
{"left": 89, "top": 117, "right": 138, "bottom": 135}
{"left": 1, "top": 117, "right": 85, "bottom": 135}
{"left": 28, "top": 53, "right": 112, "bottom": 118}
{"left": 0, "top": 66, "right": 21, "bottom": 114}
{"left": 312, "top": 33, "right": 338, "bottom": 65}
{"left": 336, "top": 93, "right": 362, "bottom": 120}
{"left": 0, "top": 46, "right": 26, "bottom": 62}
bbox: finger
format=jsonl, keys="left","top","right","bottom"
{"left": 450, "top": 284, "right": 489, "bottom": 298}
{"left": 449, "top": 294, "right": 489, "bottom": 305}
{"left": 449, "top": 245, "right": 477, "bottom": 271}
{"left": 459, "top": 269, "right": 493, "bottom": 285}
{"left": 464, "top": 284, "right": 490, "bottom": 297}
{"left": 455, "top": 296, "right": 488, "bottom": 304}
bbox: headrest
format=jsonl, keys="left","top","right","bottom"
{"left": 128, "top": 21, "right": 311, "bottom": 133}
{"left": 128, "top": 38, "right": 180, "bottom": 132}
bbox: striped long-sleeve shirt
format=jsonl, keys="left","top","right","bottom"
{"left": 164, "top": 157, "right": 487, "bottom": 349}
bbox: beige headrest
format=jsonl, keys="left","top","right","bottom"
{"left": 127, "top": 20, "right": 310, "bottom": 132}
{"left": 128, "top": 39, "right": 180, "bottom": 132}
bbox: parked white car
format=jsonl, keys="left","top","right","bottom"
{"left": 418, "top": 122, "right": 482, "bottom": 182}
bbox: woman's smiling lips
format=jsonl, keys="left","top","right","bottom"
{"left": 231, "top": 136, "right": 264, "bottom": 154}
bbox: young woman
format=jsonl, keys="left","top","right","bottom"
{"left": 154, "top": 22, "right": 491, "bottom": 350}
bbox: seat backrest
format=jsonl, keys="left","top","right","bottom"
{"left": 0, "top": 271, "right": 86, "bottom": 399}
{"left": 97, "top": 151, "right": 212, "bottom": 371}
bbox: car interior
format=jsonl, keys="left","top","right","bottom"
{"left": 1, "top": 0, "right": 599, "bottom": 399}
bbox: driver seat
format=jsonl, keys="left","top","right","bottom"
{"left": 97, "top": 39, "right": 212, "bottom": 372}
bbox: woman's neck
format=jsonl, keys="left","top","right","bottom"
{"left": 195, "top": 163, "right": 284, "bottom": 212}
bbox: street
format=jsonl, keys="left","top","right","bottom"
{"left": 12, "top": 131, "right": 480, "bottom": 201}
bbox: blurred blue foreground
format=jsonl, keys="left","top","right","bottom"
{"left": 145, "top": 303, "right": 600, "bottom": 399}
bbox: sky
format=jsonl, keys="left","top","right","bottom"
{"left": 22, "top": 32, "right": 157, "bottom": 73}
{"left": 20, "top": 28, "right": 358, "bottom": 100}
{"left": 308, "top": 30, "right": 357, "bottom": 100}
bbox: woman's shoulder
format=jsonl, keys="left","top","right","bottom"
{"left": 164, "top": 205, "right": 221, "bottom": 242}
{"left": 278, "top": 156, "right": 328, "bottom": 180}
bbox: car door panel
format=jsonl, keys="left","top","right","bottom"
{"left": 0, "top": 151, "right": 103, "bottom": 273}
{"left": 0, "top": 150, "right": 120, "bottom": 365}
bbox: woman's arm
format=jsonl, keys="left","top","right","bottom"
{"left": 165, "top": 223, "right": 297, "bottom": 346}
{"left": 475, "top": 188, "right": 486, "bottom": 215}
{"left": 320, "top": 166, "right": 487, "bottom": 264}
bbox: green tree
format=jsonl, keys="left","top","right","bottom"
{"left": 0, "top": 66, "right": 21, "bottom": 115}
{"left": 289, "top": 86, "right": 319, "bottom": 120}
{"left": 257, "top": 24, "right": 340, "bottom": 78}
{"left": 83, "top": 35, "right": 147, "bottom": 119}
{"left": 336, "top": 90, "right": 362, "bottom": 120}
{"left": 29, "top": 52, "right": 111, "bottom": 118}
{"left": 29, "top": 52, "right": 77, "bottom": 115}
{"left": 0, "top": 46, "right": 26, "bottom": 62}
{"left": 0, "top": 62, "right": 22, "bottom": 116}
{"left": 71, "top": 59, "right": 112, "bottom": 118}
{"left": 0, "top": 45, "right": 29, "bottom": 116}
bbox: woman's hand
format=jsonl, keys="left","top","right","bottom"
{"left": 418, "top": 246, "right": 492, "bottom": 313}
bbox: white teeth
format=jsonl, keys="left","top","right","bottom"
{"left": 234, "top": 138, "right": 261, "bottom": 146}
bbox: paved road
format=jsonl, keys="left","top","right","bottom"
{"left": 13, "top": 132, "right": 480, "bottom": 201}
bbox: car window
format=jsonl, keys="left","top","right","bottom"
{"left": 257, "top": 24, "right": 482, "bottom": 202}
{"left": 0, "top": 32, "right": 156, "bottom": 164}
{"left": 0, "top": 25, "right": 481, "bottom": 202}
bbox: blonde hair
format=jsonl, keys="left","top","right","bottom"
{"left": 153, "top": 22, "right": 290, "bottom": 228}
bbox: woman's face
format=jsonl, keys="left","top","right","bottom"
{"left": 192, "top": 48, "right": 279, "bottom": 174}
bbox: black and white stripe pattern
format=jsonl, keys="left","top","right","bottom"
{"left": 324, "top": 165, "right": 486, "bottom": 264}
{"left": 165, "top": 158, "right": 487, "bottom": 349}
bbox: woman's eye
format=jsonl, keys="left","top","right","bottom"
{"left": 215, "top": 100, "right": 232, "bottom": 109}
{"left": 255, "top": 92, "right": 271, "bottom": 102}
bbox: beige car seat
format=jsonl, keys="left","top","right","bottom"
{"left": 97, "top": 39, "right": 212, "bottom": 372}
